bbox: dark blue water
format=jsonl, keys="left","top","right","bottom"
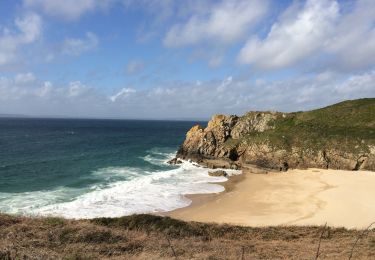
{"left": 0, "top": 118, "right": 232, "bottom": 218}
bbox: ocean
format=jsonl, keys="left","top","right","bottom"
{"left": 0, "top": 118, "right": 237, "bottom": 219}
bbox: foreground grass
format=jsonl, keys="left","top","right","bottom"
{"left": 0, "top": 214, "right": 374, "bottom": 259}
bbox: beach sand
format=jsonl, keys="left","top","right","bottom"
{"left": 169, "top": 168, "right": 375, "bottom": 229}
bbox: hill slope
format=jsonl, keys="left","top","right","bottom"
{"left": 176, "top": 98, "right": 375, "bottom": 171}
{"left": 1, "top": 214, "right": 375, "bottom": 259}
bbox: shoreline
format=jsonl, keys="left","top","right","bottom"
{"left": 167, "top": 167, "right": 375, "bottom": 229}
{"left": 163, "top": 170, "right": 245, "bottom": 216}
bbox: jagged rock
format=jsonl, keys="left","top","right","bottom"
{"left": 231, "top": 112, "right": 278, "bottom": 139}
{"left": 167, "top": 158, "right": 183, "bottom": 165}
{"left": 199, "top": 158, "right": 240, "bottom": 169}
{"left": 241, "top": 164, "right": 275, "bottom": 174}
{"left": 208, "top": 170, "right": 228, "bottom": 177}
{"left": 176, "top": 99, "right": 375, "bottom": 172}
{"left": 177, "top": 114, "right": 239, "bottom": 160}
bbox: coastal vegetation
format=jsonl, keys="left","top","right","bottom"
{"left": 1, "top": 213, "right": 374, "bottom": 259}
{"left": 240, "top": 98, "right": 374, "bottom": 151}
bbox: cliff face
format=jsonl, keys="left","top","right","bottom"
{"left": 176, "top": 99, "right": 375, "bottom": 171}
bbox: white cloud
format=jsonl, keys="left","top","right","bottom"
{"left": 67, "top": 81, "right": 91, "bottom": 98}
{"left": 14, "top": 72, "right": 36, "bottom": 84}
{"left": 62, "top": 32, "right": 98, "bottom": 56}
{"left": 335, "top": 70, "right": 375, "bottom": 95}
{"left": 164, "top": 0, "right": 268, "bottom": 47}
{"left": 0, "top": 75, "right": 107, "bottom": 117}
{"left": 36, "top": 81, "right": 53, "bottom": 97}
{"left": 1, "top": 1, "right": 374, "bottom": 119}
{"left": 23, "top": 0, "right": 112, "bottom": 21}
{"left": 110, "top": 88, "right": 136, "bottom": 102}
{"left": 109, "top": 70, "right": 375, "bottom": 118}
{"left": 0, "top": 13, "right": 42, "bottom": 66}
{"left": 125, "top": 61, "right": 145, "bottom": 75}
{"left": 238, "top": 0, "right": 375, "bottom": 71}
{"left": 238, "top": 0, "right": 338, "bottom": 69}
{"left": 0, "top": 70, "right": 374, "bottom": 119}
{"left": 325, "top": 0, "right": 375, "bottom": 70}
{"left": 15, "top": 13, "right": 43, "bottom": 43}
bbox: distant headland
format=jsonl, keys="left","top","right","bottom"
{"left": 173, "top": 98, "right": 375, "bottom": 172}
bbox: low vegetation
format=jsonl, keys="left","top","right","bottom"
{"left": 1, "top": 214, "right": 374, "bottom": 259}
{"left": 239, "top": 98, "right": 375, "bottom": 152}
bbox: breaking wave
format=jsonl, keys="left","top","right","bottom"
{"left": 0, "top": 149, "right": 240, "bottom": 219}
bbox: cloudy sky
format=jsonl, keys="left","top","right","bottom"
{"left": 0, "top": 0, "right": 374, "bottom": 119}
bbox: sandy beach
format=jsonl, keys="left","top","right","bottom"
{"left": 169, "top": 169, "right": 375, "bottom": 229}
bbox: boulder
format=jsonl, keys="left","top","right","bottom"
{"left": 167, "top": 158, "right": 183, "bottom": 165}
{"left": 208, "top": 170, "right": 228, "bottom": 177}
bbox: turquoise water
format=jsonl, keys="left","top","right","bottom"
{"left": 0, "top": 118, "right": 235, "bottom": 218}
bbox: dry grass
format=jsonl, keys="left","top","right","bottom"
{"left": 0, "top": 214, "right": 374, "bottom": 259}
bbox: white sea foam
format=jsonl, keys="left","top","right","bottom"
{"left": 34, "top": 160, "right": 239, "bottom": 219}
{"left": 92, "top": 166, "right": 148, "bottom": 180}
{"left": 1, "top": 150, "right": 240, "bottom": 219}
{"left": 0, "top": 186, "right": 88, "bottom": 215}
{"left": 141, "top": 148, "right": 176, "bottom": 166}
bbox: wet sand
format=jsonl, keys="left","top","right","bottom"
{"left": 168, "top": 168, "right": 375, "bottom": 229}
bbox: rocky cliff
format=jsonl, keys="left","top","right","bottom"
{"left": 175, "top": 98, "right": 375, "bottom": 171}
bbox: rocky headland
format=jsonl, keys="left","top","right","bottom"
{"left": 173, "top": 98, "right": 375, "bottom": 172}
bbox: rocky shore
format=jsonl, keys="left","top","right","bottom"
{"left": 172, "top": 98, "right": 375, "bottom": 172}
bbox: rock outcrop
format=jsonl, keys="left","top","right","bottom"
{"left": 176, "top": 99, "right": 375, "bottom": 172}
{"left": 167, "top": 158, "right": 183, "bottom": 165}
{"left": 177, "top": 115, "right": 239, "bottom": 161}
{"left": 208, "top": 170, "right": 228, "bottom": 177}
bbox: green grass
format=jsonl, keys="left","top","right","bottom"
{"left": 296, "top": 98, "right": 375, "bottom": 128}
{"left": 43, "top": 217, "right": 66, "bottom": 227}
{"left": 234, "top": 98, "right": 375, "bottom": 152}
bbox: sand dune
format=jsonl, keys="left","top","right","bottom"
{"left": 170, "top": 169, "right": 375, "bottom": 229}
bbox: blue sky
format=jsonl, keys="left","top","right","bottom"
{"left": 0, "top": 0, "right": 374, "bottom": 119}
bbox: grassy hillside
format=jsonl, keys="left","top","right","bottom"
{"left": 297, "top": 98, "right": 375, "bottom": 128}
{"left": 1, "top": 214, "right": 375, "bottom": 259}
{"left": 237, "top": 98, "right": 375, "bottom": 153}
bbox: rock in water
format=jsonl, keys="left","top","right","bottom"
{"left": 208, "top": 170, "right": 228, "bottom": 177}
{"left": 167, "top": 158, "right": 183, "bottom": 165}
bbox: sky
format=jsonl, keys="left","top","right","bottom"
{"left": 0, "top": 0, "right": 374, "bottom": 120}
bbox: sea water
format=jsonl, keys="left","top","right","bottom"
{"left": 0, "top": 118, "right": 238, "bottom": 219}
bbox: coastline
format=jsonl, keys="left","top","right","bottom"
{"left": 167, "top": 168, "right": 375, "bottom": 229}
{"left": 162, "top": 169, "right": 245, "bottom": 216}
